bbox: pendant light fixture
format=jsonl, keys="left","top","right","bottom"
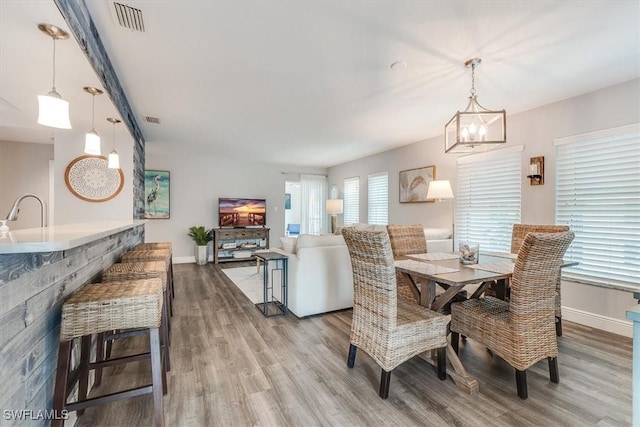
{"left": 107, "top": 117, "right": 122, "bottom": 169}
{"left": 37, "top": 24, "right": 72, "bottom": 129}
{"left": 83, "top": 86, "right": 103, "bottom": 155}
{"left": 444, "top": 58, "right": 506, "bottom": 153}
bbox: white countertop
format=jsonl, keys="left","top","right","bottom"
{"left": 0, "top": 220, "right": 145, "bottom": 254}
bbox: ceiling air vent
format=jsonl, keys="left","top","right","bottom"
{"left": 113, "top": 2, "right": 145, "bottom": 32}
{"left": 143, "top": 116, "right": 160, "bottom": 124}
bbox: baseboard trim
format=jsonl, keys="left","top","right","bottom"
{"left": 173, "top": 256, "right": 215, "bottom": 264}
{"left": 173, "top": 256, "right": 195, "bottom": 264}
{"left": 562, "top": 306, "right": 632, "bottom": 338}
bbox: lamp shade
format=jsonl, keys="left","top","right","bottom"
{"left": 326, "top": 199, "right": 343, "bottom": 215}
{"left": 108, "top": 150, "right": 120, "bottom": 169}
{"left": 426, "top": 180, "right": 454, "bottom": 200}
{"left": 37, "top": 92, "right": 71, "bottom": 129}
{"left": 84, "top": 131, "right": 101, "bottom": 155}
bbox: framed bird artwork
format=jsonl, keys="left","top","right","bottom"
{"left": 399, "top": 165, "right": 436, "bottom": 203}
{"left": 144, "top": 170, "right": 170, "bottom": 218}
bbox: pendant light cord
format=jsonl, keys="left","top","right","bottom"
{"left": 91, "top": 94, "right": 96, "bottom": 131}
{"left": 470, "top": 62, "right": 476, "bottom": 96}
{"left": 112, "top": 122, "right": 116, "bottom": 150}
{"left": 51, "top": 37, "right": 57, "bottom": 91}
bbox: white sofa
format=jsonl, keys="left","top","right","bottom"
{"left": 423, "top": 228, "right": 453, "bottom": 252}
{"left": 271, "top": 234, "right": 354, "bottom": 318}
{"left": 347, "top": 223, "right": 453, "bottom": 252}
{"left": 270, "top": 226, "right": 452, "bottom": 317}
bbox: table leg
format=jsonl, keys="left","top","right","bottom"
{"left": 419, "top": 343, "right": 479, "bottom": 394}
{"left": 420, "top": 280, "right": 436, "bottom": 308}
{"left": 402, "top": 273, "right": 422, "bottom": 302}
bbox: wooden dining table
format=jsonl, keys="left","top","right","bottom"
{"left": 394, "top": 251, "right": 576, "bottom": 394}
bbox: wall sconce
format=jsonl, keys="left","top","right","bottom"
{"left": 527, "top": 156, "right": 544, "bottom": 185}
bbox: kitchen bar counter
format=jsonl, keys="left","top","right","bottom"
{"left": 0, "top": 220, "right": 145, "bottom": 416}
{"left": 0, "top": 220, "right": 146, "bottom": 254}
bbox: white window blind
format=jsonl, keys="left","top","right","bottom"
{"left": 343, "top": 177, "right": 360, "bottom": 226}
{"left": 368, "top": 171, "right": 388, "bottom": 225}
{"left": 456, "top": 147, "right": 522, "bottom": 252}
{"left": 555, "top": 124, "right": 640, "bottom": 288}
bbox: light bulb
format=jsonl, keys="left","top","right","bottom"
{"left": 461, "top": 127, "right": 469, "bottom": 141}
{"left": 469, "top": 122, "right": 477, "bottom": 135}
{"left": 479, "top": 125, "right": 487, "bottom": 141}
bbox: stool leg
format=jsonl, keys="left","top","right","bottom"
{"left": 166, "top": 270, "right": 173, "bottom": 317}
{"left": 162, "top": 295, "right": 171, "bottom": 371}
{"left": 169, "top": 260, "right": 175, "bottom": 299}
{"left": 164, "top": 290, "right": 172, "bottom": 340}
{"left": 52, "top": 340, "right": 72, "bottom": 427}
{"left": 95, "top": 332, "right": 105, "bottom": 386}
{"left": 78, "top": 335, "right": 91, "bottom": 416}
{"left": 150, "top": 328, "right": 165, "bottom": 427}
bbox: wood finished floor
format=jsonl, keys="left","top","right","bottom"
{"left": 76, "top": 262, "right": 632, "bottom": 427}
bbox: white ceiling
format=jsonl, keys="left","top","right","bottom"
{"left": 2, "top": 1, "right": 639, "bottom": 168}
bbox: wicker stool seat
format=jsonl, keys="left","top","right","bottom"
{"left": 104, "top": 261, "right": 170, "bottom": 315}
{"left": 122, "top": 249, "right": 175, "bottom": 302}
{"left": 100, "top": 261, "right": 172, "bottom": 373}
{"left": 133, "top": 242, "right": 172, "bottom": 251}
{"left": 52, "top": 279, "right": 166, "bottom": 427}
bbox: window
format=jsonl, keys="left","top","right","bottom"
{"left": 343, "top": 176, "right": 359, "bottom": 226}
{"left": 555, "top": 124, "right": 640, "bottom": 288}
{"left": 368, "top": 171, "right": 388, "bottom": 225}
{"left": 456, "top": 146, "right": 522, "bottom": 252}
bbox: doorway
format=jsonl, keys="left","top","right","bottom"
{"left": 284, "top": 181, "right": 300, "bottom": 236}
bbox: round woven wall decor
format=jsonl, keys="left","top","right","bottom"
{"left": 64, "top": 155, "right": 124, "bottom": 202}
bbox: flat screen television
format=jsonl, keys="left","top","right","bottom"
{"left": 218, "top": 198, "right": 266, "bottom": 227}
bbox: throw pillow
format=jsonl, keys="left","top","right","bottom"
{"left": 280, "top": 237, "right": 297, "bottom": 253}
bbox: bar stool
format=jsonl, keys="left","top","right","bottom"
{"left": 132, "top": 242, "right": 174, "bottom": 298}
{"left": 52, "top": 279, "right": 166, "bottom": 427}
{"left": 100, "top": 261, "right": 172, "bottom": 376}
{"left": 122, "top": 249, "right": 173, "bottom": 315}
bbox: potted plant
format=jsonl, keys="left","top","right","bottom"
{"left": 188, "top": 226, "right": 213, "bottom": 265}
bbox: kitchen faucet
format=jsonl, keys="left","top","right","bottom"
{"left": 6, "top": 193, "right": 47, "bottom": 227}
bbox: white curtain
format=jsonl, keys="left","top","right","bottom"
{"left": 300, "top": 174, "right": 327, "bottom": 235}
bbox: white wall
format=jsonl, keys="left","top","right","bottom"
{"left": 53, "top": 127, "right": 134, "bottom": 225}
{"left": 0, "top": 140, "right": 53, "bottom": 230}
{"left": 144, "top": 144, "right": 325, "bottom": 262}
{"left": 328, "top": 78, "right": 640, "bottom": 336}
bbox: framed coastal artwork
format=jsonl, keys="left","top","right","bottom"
{"left": 144, "top": 170, "right": 170, "bottom": 219}
{"left": 399, "top": 165, "right": 436, "bottom": 203}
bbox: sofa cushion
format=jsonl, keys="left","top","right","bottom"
{"left": 296, "top": 234, "right": 345, "bottom": 250}
{"left": 280, "top": 237, "right": 298, "bottom": 253}
{"left": 424, "top": 228, "right": 452, "bottom": 240}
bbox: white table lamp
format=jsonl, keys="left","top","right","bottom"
{"left": 426, "top": 180, "right": 455, "bottom": 246}
{"left": 326, "top": 199, "right": 343, "bottom": 234}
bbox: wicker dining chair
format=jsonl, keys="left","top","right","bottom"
{"left": 342, "top": 228, "right": 448, "bottom": 399}
{"left": 511, "top": 224, "right": 570, "bottom": 336}
{"left": 450, "top": 231, "right": 574, "bottom": 399}
{"left": 386, "top": 224, "right": 427, "bottom": 303}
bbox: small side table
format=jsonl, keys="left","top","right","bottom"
{"left": 254, "top": 252, "right": 288, "bottom": 317}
